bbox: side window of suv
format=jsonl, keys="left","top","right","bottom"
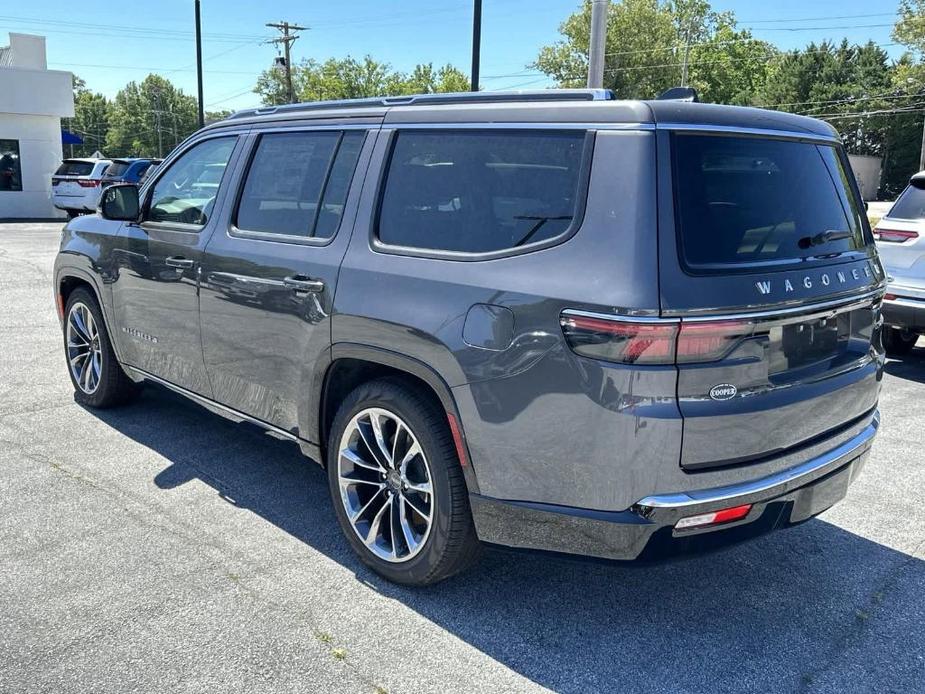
{"left": 235, "top": 130, "right": 365, "bottom": 239}
{"left": 147, "top": 137, "right": 237, "bottom": 227}
{"left": 377, "top": 130, "right": 587, "bottom": 254}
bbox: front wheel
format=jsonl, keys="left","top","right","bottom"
{"left": 63, "top": 288, "right": 140, "bottom": 408}
{"left": 883, "top": 327, "right": 918, "bottom": 356}
{"left": 327, "top": 379, "right": 481, "bottom": 586}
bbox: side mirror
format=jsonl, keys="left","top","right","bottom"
{"left": 100, "top": 183, "right": 140, "bottom": 222}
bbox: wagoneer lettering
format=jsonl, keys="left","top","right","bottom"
{"left": 53, "top": 89, "right": 884, "bottom": 586}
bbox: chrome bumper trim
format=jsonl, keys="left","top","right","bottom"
{"left": 637, "top": 410, "right": 879, "bottom": 509}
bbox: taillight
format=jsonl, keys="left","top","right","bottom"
{"left": 874, "top": 228, "right": 918, "bottom": 243}
{"left": 561, "top": 312, "right": 756, "bottom": 365}
{"left": 77, "top": 179, "right": 100, "bottom": 188}
{"left": 560, "top": 314, "right": 679, "bottom": 365}
{"left": 676, "top": 319, "right": 756, "bottom": 363}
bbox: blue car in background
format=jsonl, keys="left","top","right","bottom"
{"left": 101, "top": 158, "right": 162, "bottom": 186}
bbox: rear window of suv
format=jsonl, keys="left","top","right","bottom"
{"left": 672, "top": 134, "right": 868, "bottom": 271}
{"left": 887, "top": 181, "right": 925, "bottom": 220}
{"left": 105, "top": 161, "right": 130, "bottom": 177}
{"left": 377, "top": 130, "right": 587, "bottom": 254}
{"left": 55, "top": 161, "right": 95, "bottom": 177}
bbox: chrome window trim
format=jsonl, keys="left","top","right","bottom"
{"left": 655, "top": 122, "right": 840, "bottom": 144}
{"left": 384, "top": 122, "right": 654, "bottom": 131}
{"left": 636, "top": 411, "right": 879, "bottom": 509}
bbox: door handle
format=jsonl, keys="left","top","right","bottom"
{"left": 283, "top": 275, "right": 325, "bottom": 293}
{"left": 165, "top": 256, "right": 195, "bottom": 269}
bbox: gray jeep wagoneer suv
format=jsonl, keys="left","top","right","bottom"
{"left": 54, "top": 90, "right": 885, "bottom": 585}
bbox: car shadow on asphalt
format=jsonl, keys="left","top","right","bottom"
{"left": 884, "top": 348, "right": 925, "bottom": 384}
{"left": 87, "top": 385, "right": 925, "bottom": 693}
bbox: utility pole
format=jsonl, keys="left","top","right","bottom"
{"left": 680, "top": 20, "right": 692, "bottom": 88}
{"left": 919, "top": 118, "right": 925, "bottom": 172}
{"left": 470, "top": 0, "right": 481, "bottom": 92}
{"left": 266, "top": 21, "right": 308, "bottom": 104}
{"left": 195, "top": 0, "right": 204, "bottom": 128}
{"left": 587, "top": 0, "right": 608, "bottom": 89}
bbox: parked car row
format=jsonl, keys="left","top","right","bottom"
{"left": 52, "top": 157, "right": 161, "bottom": 218}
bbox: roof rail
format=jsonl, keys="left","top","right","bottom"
{"left": 225, "top": 89, "right": 615, "bottom": 121}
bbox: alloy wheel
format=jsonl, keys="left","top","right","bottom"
{"left": 66, "top": 302, "right": 102, "bottom": 394}
{"left": 337, "top": 407, "right": 434, "bottom": 563}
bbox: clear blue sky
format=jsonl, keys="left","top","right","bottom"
{"left": 0, "top": 0, "right": 906, "bottom": 112}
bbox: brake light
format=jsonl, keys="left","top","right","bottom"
{"left": 884, "top": 293, "right": 897, "bottom": 301}
{"left": 561, "top": 313, "right": 756, "bottom": 365}
{"left": 676, "top": 319, "right": 756, "bottom": 363}
{"left": 675, "top": 504, "right": 752, "bottom": 530}
{"left": 77, "top": 179, "right": 101, "bottom": 188}
{"left": 874, "top": 228, "right": 918, "bottom": 243}
{"left": 560, "top": 314, "right": 678, "bottom": 365}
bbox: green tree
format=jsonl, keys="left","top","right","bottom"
{"left": 254, "top": 56, "right": 470, "bottom": 105}
{"left": 62, "top": 76, "right": 111, "bottom": 157}
{"left": 106, "top": 75, "right": 199, "bottom": 158}
{"left": 532, "top": 0, "right": 774, "bottom": 102}
{"left": 895, "top": 0, "right": 925, "bottom": 55}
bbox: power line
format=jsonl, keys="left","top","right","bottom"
{"left": 0, "top": 15, "right": 267, "bottom": 41}
{"left": 814, "top": 105, "right": 925, "bottom": 120}
{"left": 739, "top": 12, "right": 896, "bottom": 24}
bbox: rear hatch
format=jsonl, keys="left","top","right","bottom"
{"left": 53, "top": 160, "right": 97, "bottom": 198}
{"left": 658, "top": 130, "right": 885, "bottom": 470}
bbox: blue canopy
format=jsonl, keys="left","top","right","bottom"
{"left": 61, "top": 130, "right": 83, "bottom": 145}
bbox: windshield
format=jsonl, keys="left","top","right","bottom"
{"left": 672, "top": 134, "right": 868, "bottom": 271}
{"left": 887, "top": 182, "right": 925, "bottom": 220}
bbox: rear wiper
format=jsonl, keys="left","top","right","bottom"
{"left": 798, "top": 229, "right": 854, "bottom": 249}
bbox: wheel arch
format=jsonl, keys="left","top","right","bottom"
{"left": 55, "top": 267, "right": 130, "bottom": 367}
{"left": 318, "top": 344, "right": 479, "bottom": 494}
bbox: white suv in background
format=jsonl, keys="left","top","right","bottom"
{"left": 52, "top": 159, "right": 112, "bottom": 218}
{"left": 873, "top": 171, "right": 925, "bottom": 354}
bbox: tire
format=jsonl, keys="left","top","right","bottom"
{"left": 63, "top": 288, "right": 140, "bottom": 408}
{"left": 327, "top": 378, "right": 481, "bottom": 586}
{"left": 883, "top": 327, "right": 918, "bottom": 356}
{"left": 66, "top": 210, "right": 80, "bottom": 219}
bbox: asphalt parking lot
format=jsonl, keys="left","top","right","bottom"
{"left": 1, "top": 221, "right": 924, "bottom": 693}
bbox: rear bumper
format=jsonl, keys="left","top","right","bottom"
{"left": 882, "top": 296, "right": 925, "bottom": 331}
{"left": 470, "top": 410, "right": 878, "bottom": 562}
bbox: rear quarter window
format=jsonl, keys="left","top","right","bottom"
{"left": 376, "top": 130, "right": 588, "bottom": 255}
{"left": 672, "top": 134, "right": 869, "bottom": 271}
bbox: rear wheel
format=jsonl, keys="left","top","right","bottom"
{"left": 327, "top": 379, "right": 481, "bottom": 586}
{"left": 64, "top": 288, "right": 139, "bottom": 408}
{"left": 883, "top": 327, "right": 918, "bottom": 356}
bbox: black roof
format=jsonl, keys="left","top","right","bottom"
{"left": 210, "top": 89, "right": 837, "bottom": 139}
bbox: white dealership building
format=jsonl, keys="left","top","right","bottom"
{"left": 0, "top": 33, "right": 73, "bottom": 219}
